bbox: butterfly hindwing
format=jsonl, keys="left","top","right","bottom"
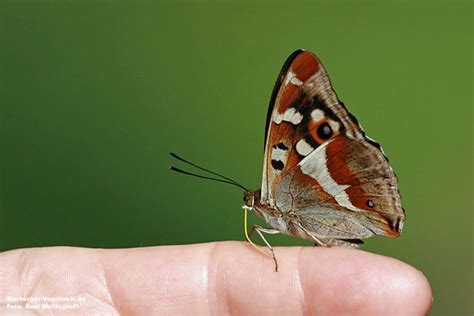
{"left": 276, "top": 136, "right": 403, "bottom": 238}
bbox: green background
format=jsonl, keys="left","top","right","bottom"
{"left": 0, "top": 1, "right": 472, "bottom": 315}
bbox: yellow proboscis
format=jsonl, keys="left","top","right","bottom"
{"left": 243, "top": 208, "right": 272, "bottom": 259}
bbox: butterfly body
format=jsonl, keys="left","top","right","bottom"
{"left": 244, "top": 190, "right": 319, "bottom": 243}
{"left": 244, "top": 50, "right": 405, "bottom": 248}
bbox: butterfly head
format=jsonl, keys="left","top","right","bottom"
{"left": 243, "top": 190, "right": 261, "bottom": 210}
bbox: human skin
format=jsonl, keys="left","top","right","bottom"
{"left": 0, "top": 242, "right": 432, "bottom": 315}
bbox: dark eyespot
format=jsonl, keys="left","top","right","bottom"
{"left": 317, "top": 122, "right": 333, "bottom": 140}
{"left": 366, "top": 200, "right": 375, "bottom": 208}
{"left": 277, "top": 142, "right": 289, "bottom": 150}
{"left": 271, "top": 159, "right": 284, "bottom": 170}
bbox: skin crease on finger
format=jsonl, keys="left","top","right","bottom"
{"left": 0, "top": 242, "right": 432, "bottom": 315}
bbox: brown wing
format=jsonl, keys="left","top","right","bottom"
{"left": 261, "top": 50, "right": 404, "bottom": 239}
{"left": 275, "top": 136, "right": 404, "bottom": 239}
{"left": 261, "top": 50, "right": 362, "bottom": 206}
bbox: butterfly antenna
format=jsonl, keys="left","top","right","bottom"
{"left": 170, "top": 166, "right": 248, "bottom": 191}
{"left": 170, "top": 152, "right": 243, "bottom": 185}
{"left": 170, "top": 153, "right": 249, "bottom": 191}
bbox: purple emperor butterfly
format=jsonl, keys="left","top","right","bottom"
{"left": 171, "top": 49, "right": 405, "bottom": 271}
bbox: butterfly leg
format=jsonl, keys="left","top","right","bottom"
{"left": 249, "top": 225, "right": 281, "bottom": 238}
{"left": 243, "top": 208, "right": 280, "bottom": 271}
{"left": 310, "top": 234, "right": 329, "bottom": 247}
{"left": 249, "top": 225, "right": 280, "bottom": 272}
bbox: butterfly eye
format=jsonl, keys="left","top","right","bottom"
{"left": 366, "top": 200, "right": 375, "bottom": 208}
{"left": 317, "top": 122, "right": 333, "bottom": 140}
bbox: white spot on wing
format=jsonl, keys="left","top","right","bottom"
{"left": 285, "top": 71, "right": 303, "bottom": 86}
{"left": 345, "top": 129, "right": 355, "bottom": 139}
{"left": 274, "top": 108, "right": 303, "bottom": 125}
{"left": 291, "top": 77, "right": 303, "bottom": 86}
{"left": 329, "top": 120, "right": 340, "bottom": 132}
{"left": 271, "top": 147, "right": 287, "bottom": 162}
{"left": 288, "top": 111, "right": 303, "bottom": 124}
{"left": 311, "top": 109, "right": 325, "bottom": 121}
{"left": 296, "top": 138, "right": 314, "bottom": 156}
{"left": 299, "top": 141, "right": 365, "bottom": 212}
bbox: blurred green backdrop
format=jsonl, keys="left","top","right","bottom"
{"left": 0, "top": 1, "right": 472, "bottom": 315}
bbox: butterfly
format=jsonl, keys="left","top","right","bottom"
{"left": 171, "top": 49, "right": 405, "bottom": 271}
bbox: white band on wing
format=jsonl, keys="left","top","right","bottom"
{"left": 299, "top": 140, "right": 364, "bottom": 212}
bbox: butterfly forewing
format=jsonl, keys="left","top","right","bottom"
{"left": 262, "top": 51, "right": 361, "bottom": 204}
{"left": 260, "top": 50, "right": 404, "bottom": 242}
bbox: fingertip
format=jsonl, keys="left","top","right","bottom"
{"left": 296, "top": 247, "right": 433, "bottom": 315}
{"left": 395, "top": 260, "right": 433, "bottom": 315}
